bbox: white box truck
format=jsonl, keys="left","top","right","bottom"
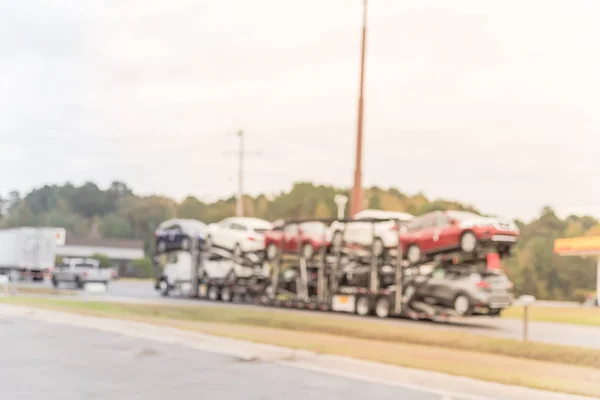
{"left": 0, "top": 227, "right": 66, "bottom": 281}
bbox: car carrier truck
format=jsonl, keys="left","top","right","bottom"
{"left": 153, "top": 217, "right": 514, "bottom": 321}
{"left": 0, "top": 227, "right": 66, "bottom": 281}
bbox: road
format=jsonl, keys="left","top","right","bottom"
{"left": 0, "top": 315, "right": 474, "bottom": 400}
{"left": 15, "top": 279, "right": 600, "bottom": 349}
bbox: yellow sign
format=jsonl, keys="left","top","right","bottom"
{"left": 554, "top": 236, "right": 600, "bottom": 255}
{"left": 337, "top": 295, "right": 349, "bottom": 304}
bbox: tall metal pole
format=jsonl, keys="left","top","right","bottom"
{"left": 236, "top": 130, "right": 244, "bottom": 217}
{"left": 350, "top": 0, "right": 367, "bottom": 216}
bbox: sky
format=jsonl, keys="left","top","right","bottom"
{"left": 1, "top": 0, "right": 600, "bottom": 221}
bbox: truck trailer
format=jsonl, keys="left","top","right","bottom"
{"left": 0, "top": 227, "right": 66, "bottom": 281}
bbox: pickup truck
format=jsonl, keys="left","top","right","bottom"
{"left": 51, "top": 258, "right": 112, "bottom": 289}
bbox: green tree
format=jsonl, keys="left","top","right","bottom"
{"left": 367, "top": 193, "right": 382, "bottom": 210}
{"left": 178, "top": 196, "right": 206, "bottom": 219}
{"left": 133, "top": 257, "right": 154, "bottom": 278}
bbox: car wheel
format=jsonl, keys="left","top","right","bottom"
{"left": 489, "top": 308, "right": 502, "bottom": 317}
{"left": 159, "top": 279, "right": 169, "bottom": 297}
{"left": 372, "top": 238, "right": 384, "bottom": 257}
{"left": 220, "top": 286, "right": 232, "bottom": 302}
{"left": 208, "top": 285, "right": 220, "bottom": 301}
{"left": 157, "top": 240, "right": 166, "bottom": 253}
{"left": 233, "top": 243, "right": 243, "bottom": 258}
{"left": 453, "top": 294, "right": 472, "bottom": 316}
{"left": 406, "top": 245, "right": 421, "bottom": 265}
{"left": 266, "top": 243, "right": 278, "bottom": 260}
{"left": 374, "top": 297, "right": 390, "bottom": 318}
{"left": 355, "top": 296, "right": 371, "bottom": 316}
{"left": 460, "top": 231, "right": 477, "bottom": 253}
{"left": 301, "top": 243, "right": 315, "bottom": 259}
{"left": 181, "top": 238, "right": 190, "bottom": 250}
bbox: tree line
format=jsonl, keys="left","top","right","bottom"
{"left": 0, "top": 181, "right": 597, "bottom": 301}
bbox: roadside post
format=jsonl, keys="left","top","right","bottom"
{"left": 517, "top": 295, "right": 536, "bottom": 342}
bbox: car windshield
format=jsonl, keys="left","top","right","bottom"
{"left": 241, "top": 218, "right": 273, "bottom": 231}
{"left": 75, "top": 263, "right": 96, "bottom": 268}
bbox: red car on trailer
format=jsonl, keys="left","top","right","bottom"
{"left": 401, "top": 210, "right": 519, "bottom": 264}
{"left": 264, "top": 221, "right": 330, "bottom": 260}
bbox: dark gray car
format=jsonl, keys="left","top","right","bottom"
{"left": 404, "top": 264, "right": 513, "bottom": 316}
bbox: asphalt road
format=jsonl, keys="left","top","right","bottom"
{"left": 16, "top": 279, "right": 600, "bottom": 349}
{"left": 0, "top": 316, "right": 471, "bottom": 400}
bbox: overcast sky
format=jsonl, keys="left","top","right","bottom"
{"left": 1, "top": 0, "right": 599, "bottom": 221}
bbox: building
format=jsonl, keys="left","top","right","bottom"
{"left": 56, "top": 233, "right": 145, "bottom": 276}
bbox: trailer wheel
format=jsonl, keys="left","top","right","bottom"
{"left": 220, "top": 286, "right": 232, "bottom": 302}
{"left": 207, "top": 285, "right": 220, "bottom": 301}
{"left": 355, "top": 296, "right": 371, "bottom": 316}
{"left": 375, "top": 297, "right": 390, "bottom": 318}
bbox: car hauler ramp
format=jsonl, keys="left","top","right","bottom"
{"left": 554, "top": 235, "right": 600, "bottom": 306}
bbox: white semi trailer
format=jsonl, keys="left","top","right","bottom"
{"left": 0, "top": 227, "right": 66, "bottom": 281}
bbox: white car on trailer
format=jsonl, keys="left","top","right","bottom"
{"left": 206, "top": 217, "right": 273, "bottom": 256}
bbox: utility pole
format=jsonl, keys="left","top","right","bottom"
{"left": 224, "top": 130, "right": 261, "bottom": 217}
{"left": 350, "top": 0, "right": 368, "bottom": 216}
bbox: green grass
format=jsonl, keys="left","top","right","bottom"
{"left": 503, "top": 306, "right": 600, "bottom": 327}
{"left": 4, "top": 296, "right": 600, "bottom": 370}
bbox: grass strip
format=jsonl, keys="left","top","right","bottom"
{"left": 502, "top": 306, "right": 600, "bottom": 327}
